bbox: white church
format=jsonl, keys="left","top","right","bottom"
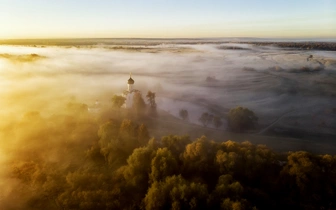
{"left": 87, "top": 73, "right": 140, "bottom": 113}
{"left": 123, "top": 73, "right": 139, "bottom": 108}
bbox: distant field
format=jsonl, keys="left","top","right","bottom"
{"left": 144, "top": 110, "right": 336, "bottom": 155}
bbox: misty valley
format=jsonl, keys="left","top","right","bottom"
{"left": 1, "top": 39, "right": 336, "bottom": 209}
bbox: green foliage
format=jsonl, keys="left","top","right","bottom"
{"left": 123, "top": 147, "right": 154, "bottom": 186}
{"left": 123, "top": 147, "right": 154, "bottom": 205}
{"left": 3, "top": 110, "right": 336, "bottom": 210}
{"left": 182, "top": 136, "right": 217, "bottom": 174}
{"left": 208, "top": 174, "right": 250, "bottom": 209}
{"left": 111, "top": 95, "right": 126, "bottom": 109}
{"left": 138, "top": 123, "right": 150, "bottom": 145}
{"left": 144, "top": 175, "right": 209, "bottom": 210}
{"left": 147, "top": 138, "right": 159, "bottom": 150}
{"left": 119, "top": 119, "right": 138, "bottom": 141}
{"left": 179, "top": 109, "right": 189, "bottom": 121}
{"left": 149, "top": 148, "right": 178, "bottom": 183}
{"left": 133, "top": 91, "right": 146, "bottom": 116}
{"left": 146, "top": 91, "right": 156, "bottom": 108}
{"left": 96, "top": 119, "right": 150, "bottom": 168}
{"left": 213, "top": 116, "right": 223, "bottom": 129}
{"left": 228, "top": 106, "right": 258, "bottom": 132}
{"left": 146, "top": 91, "right": 157, "bottom": 117}
{"left": 118, "top": 119, "right": 150, "bottom": 151}
{"left": 198, "top": 112, "right": 213, "bottom": 127}
{"left": 97, "top": 120, "right": 119, "bottom": 148}
{"left": 85, "top": 144, "right": 105, "bottom": 165}
{"left": 161, "top": 135, "right": 191, "bottom": 158}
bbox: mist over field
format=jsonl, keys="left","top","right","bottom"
{"left": 1, "top": 40, "right": 336, "bottom": 135}
{"left": 1, "top": 39, "right": 336, "bottom": 209}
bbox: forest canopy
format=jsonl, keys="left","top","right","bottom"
{"left": 0, "top": 105, "right": 335, "bottom": 210}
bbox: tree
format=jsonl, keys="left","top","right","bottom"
{"left": 227, "top": 106, "right": 258, "bottom": 132}
{"left": 133, "top": 92, "right": 146, "bottom": 116}
{"left": 284, "top": 151, "right": 317, "bottom": 190}
{"left": 123, "top": 147, "right": 154, "bottom": 205}
{"left": 161, "top": 135, "right": 191, "bottom": 158}
{"left": 149, "top": 148, "right": 178, "bottom": 183}
{"left": 119, "top": 119, "right": 137, "bottom": 143}
{"left": 97, "top": 120, "right": 119, "bottom": 148}
{"left": 111, "top": 95, "right": 126, "bottom": 109}
{"left": 137, "top": 124, "right": 150, "bottom": 145}
{"left": 199, "top": 112, "right": 213, "bottom": 127}
{"left": 213, "top": 116, "right": 223, "bottom": 129}
{"left": 179, "top": 109, "right": 189, "bottom": 121}
{"left": 182, "top": 136, "right": 218, "bottom": 181}
{"left": 146, "top": 91, "right": 156, "bottom": 108}
{"left": 208, "top": 175, "right": 247, "bottom": 209}
{"left": 144, "top": 175, "right": 208, "bottom": 210}
{"left": 146, "top": 91, "right": 157, "bottom": 116}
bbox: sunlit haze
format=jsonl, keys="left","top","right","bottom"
{"left": 1, "top": 1, "right": 336, "bottom": 209}
{"left": 0, "top": 0, "right": 335, "bottom": 39}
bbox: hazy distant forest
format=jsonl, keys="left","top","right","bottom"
{"left": 1, "top": 39, "right": 336, "bottom": 210}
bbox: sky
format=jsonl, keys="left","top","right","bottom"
{"left": 0, "top": 0, "right": 335, "bottom": 39}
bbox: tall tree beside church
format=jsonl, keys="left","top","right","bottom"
{"left": 146, "top": 91, "right": 156, "bottom": 108}
{"left": 132, "top": 91, "right": 146, "bottom": 116}
{"left": 111, "top": 95, "right": 126, "bottom": 109}
{"left": 146, "top": 91, "right": 157, "bottom": 116}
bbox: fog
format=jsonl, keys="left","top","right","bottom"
{"left": 1, "top": 41, "right": 336, "bottom": 208}
{"left": 1, "top": 42, "right": 336, "bottom": 130}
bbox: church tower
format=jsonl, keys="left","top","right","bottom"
{"left": 124, "top": 73, "right": 135, "bottom": 108}
{"left": 128, "top": 73, "right": 134, "bottom": 92}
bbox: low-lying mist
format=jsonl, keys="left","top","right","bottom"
{"left": 1, "top": 43, "right": 336, "bottom": 132}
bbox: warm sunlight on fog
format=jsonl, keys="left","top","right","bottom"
{"left": 0, "top": 0, "right": 335, "bottom": 208}
{"left": 0, "top": 41, "right": 336, "bottom": 209}
{"left": 0, "top": 42, "right": 336, "bottom": 130}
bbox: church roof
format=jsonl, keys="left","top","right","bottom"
{"left": 128, "top": 77, "right": 134, "bottom": 84}
{"left": 128, "top": 73, "right": 134, "bottom": 84}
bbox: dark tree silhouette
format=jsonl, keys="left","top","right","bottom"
{"left": 199, "top": 112, "right": 213, "bottom": 127}
{"left": 213, "top": 116, "right": 223, "bottom": 129}
{"left": 146, "top": 91, "right": 156, "bottom": 108}
{"left": 179, "top": 109, "right": 189, "bottom": 121}
{"left": 146, "top": 91, "right": 157, "bottom": 117}
{"left": 133, "top": 91, "right": 146, "bottom": 116}
{"left": 228, "top": 106, "right": 258, "bottom": 132}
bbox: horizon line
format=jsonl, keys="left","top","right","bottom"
{"left": 1, "top": 36, "right": 336, "bottom": 41}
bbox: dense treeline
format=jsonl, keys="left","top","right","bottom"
{"left": 1, "top": 106, "right": 336, "bottom": 210}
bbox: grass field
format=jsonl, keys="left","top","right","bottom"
{"left": 141, "top": 109, "right": 336, "bottom": 155}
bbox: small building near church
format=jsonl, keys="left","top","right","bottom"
{"left": 87, "top": 99, "right": 101, "bottom": 113}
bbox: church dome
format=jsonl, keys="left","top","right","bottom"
{"left": 128, "top": 77, "right": 134, "bottom": 84}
